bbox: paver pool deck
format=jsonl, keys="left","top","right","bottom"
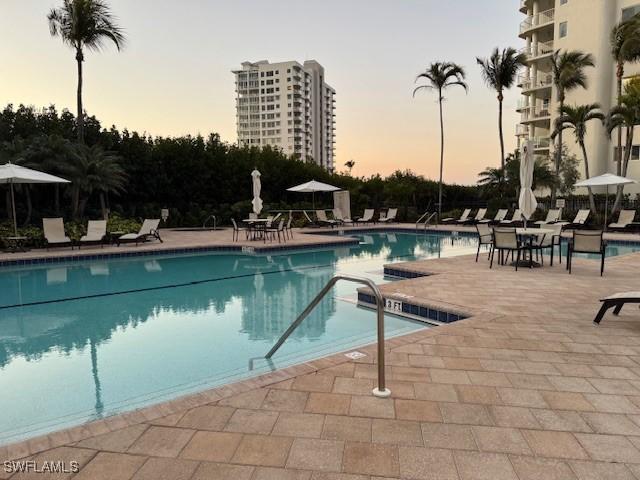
{"left": 3, "top": 225, "right": 640, "bottom": 479}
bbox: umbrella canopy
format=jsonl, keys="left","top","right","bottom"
{"left": 518, "top": 140, "right": 537, "bottom": 222}
{"left": 286, "top": 180, "right": 340, "bottom": 193}
{"left": 0, "top": 162, "right": 70, "bottom": 236}
{"left": 251, "top": 169, "right": 263, "bottom": 215}
{"left": 574, "top": 173, "right": 636, "bottom": 229}
{"left": 287, "top": 180, "right": 340, "bottom": 209}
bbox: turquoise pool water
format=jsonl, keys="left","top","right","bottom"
{"left": 0, "top": 231, "right": 638, "bottom": 443}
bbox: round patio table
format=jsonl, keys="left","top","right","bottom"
{"left": 243, "top": 219, "right": 271, "bottom": 241}
{"left": 513, "top": 227, "right": 555, "bottom": 268}
{"left": 3, "top": 236, "right": 28, "bottom": 253}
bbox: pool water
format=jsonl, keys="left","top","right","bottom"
{"left": 0, "top": 231, "right": 638, "bottom": 443}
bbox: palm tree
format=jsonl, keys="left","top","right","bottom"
{"left": 551, "top": 104, "right": 605, "bottom": 213}
{"left": 549, "top": 50, "right": 595, "bottom": 202}
{"left": 48, "top": 0, "right": 125, "bottom": 143}
{"left": 413, "top": 62, "right": 468, "bottom": 218}
{"left": 476, "top": 47, "right": 527, "bottom": 170}
{"left": 61, "top": 144, "right": 127, "bottom": 219}
{"left": 608, "top": 78, "right": 640, "bottom": 211}
{"left": 610, "top": 14, "right": 640, "bottom": 202}
{"left": 344, "top": 159, "right": 355, "bottom": 174}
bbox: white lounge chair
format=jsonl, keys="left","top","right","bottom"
{"left": 79, "top": 220, "right": 107, "bottom": 248}
{"left": 479, "top": 209, "right": 508, "bottom": 224}
{"left": 460, "top": 208, "right": 487, "bottom": 224}
{"left": 500, "top": 209, "right": 522, "bottom": 225}
{"left": 356, "top": 209, "right": 375, "bottom": 224}
{"left": 316, "top": 210, "right": 339, "bottom": 227}
{"left": 558, "top": 209, "right": 590, "bottom": 230}
{"left": 535, "top": 209, "right": 561, "bottom": 225}
{"left": 333, "top": 208, "right": 352, "bottom": 224}
{"left": 609, "top": 209, "right": 636, "bottom": 231}
{"left": 43, "top": 217, "right": 73, "bottom": 250}
{"left": 118, "top": 219, "right": 162, "bottom": 245}
{"left": 442, "top": 208, "right": 471, "bottom": 224}
{"left": 378, "top": 208, "right": 398, "bottom": 223}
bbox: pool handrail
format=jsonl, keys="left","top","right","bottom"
{"left": 265, "top": 274, "right": 391, "bottom": 398}
{"left": 416, "top": 211, "right": 436, "bottom": 232}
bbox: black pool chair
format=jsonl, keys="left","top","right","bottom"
{"left": 594, "top": 292, "right": 640, "bottom": 324}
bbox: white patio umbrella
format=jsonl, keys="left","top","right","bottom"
{"left": 0, "top": 162, "right": 70, "bottom": 236}
{"left": 251, "top": 168, "right": 263, "bottom": 215}
{"left": 574, "top": 173, "right": 636, "bottom": 228}
{"left": 286, "top": 179, "right": 340, "bottom": 209}
{"left": 518, "top": 140, "right": 537, "bottom": 227}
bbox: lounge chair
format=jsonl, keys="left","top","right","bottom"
{"left": 567, "top": 229, "right": 605, "bottom": 276}
{"left": 379, "top": 208, "right": 398, "bottom": 223}
{"left": 356, "top": 209, "right": 375, "bottom": 225}
{"left": 231, "top": 218, "right": 249, "bottom": 241}
{"left": 479, "top": 209, "right": 508, "bottom": 225}
{"left": 441, "top": 208, "right": 471, "bottom": 224}
{"left": 608, "top": 209, "right": 636, "bottom": 231}
{"left": 475, "top": 223, "right": 493, "bottom": 262}
{"left": 594, "top": 292, "right": 640, "bottom": 324}
{"left": 530, "top": 223, "right": 563, "bottom": 266}
{"left": 303, "top": 210, "right": 319, "bottom": 227}
{"left": 316, "top": 210, "right": 339, "bottom": 227}
{"left": 333, "top": 208, "right": 353, "bottom": 224}
{"left": 43, "top": 218, "right": 73, "bottom": 250}
{"left": 500, "top": 209, "right": 522, "bottom": 226}
{"left": 535, "top": 208, "right": 561, "bottom": 226}
{"left": 79, "top": 220, "right": 107, "bottom": 248}
{"left": 559, "top": 209, "right": 590, "bottom": 230}
{"left": 461, "top": 208, "right": 487, "bottom": 225}
{"left": 118, "top": 219, "right": 162, "bottom": 246}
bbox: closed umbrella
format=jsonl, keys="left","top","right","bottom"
{"left": 286, "top": 180, "right": 340, "bottom": 209}
{"left": 0, "top": 163, "right": 70, "bottom": 236}
{"left": 518, "top": 140, "right": 537, "bottom": 227}
{"left": 251, "top": 168, "right": 263, "bottom": 215}
{"left": 574, "top": 173, "right": 636, "bottom": 229}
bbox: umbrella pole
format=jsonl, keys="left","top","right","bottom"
{"left": 604, "top": 186, "right": 609, "bottom": 231}
{"left": 10, "top": 181, "right": 17, "bottom": 236}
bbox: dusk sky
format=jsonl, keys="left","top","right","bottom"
{"left": 1, "top": 1, "right": 522, "bottom": 184}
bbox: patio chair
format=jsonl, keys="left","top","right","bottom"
{"left": 43, "top": 218, "right": 73, "bottom": 250}
{"left": 117, "top": 219, "right": 162, "bottom": 246}
{"left": 304, "top": 210, "right": 320, "bottom": 227}
{"left": 594, "top": 292, "right": 640, "bottom": 324}
{"left": 567, "top": 229, "right": 605, "bottom": 276}
{"left": 490, "top": 227, "right": 529, "bottom": 271}
{"left": 379, "top": 208, "right": 398, "bottom": 223}
{"left": 608, "top": 209, "right": 636, "bottom": 231}
{"left": 316, "top": 210, "right": 339, "bottom": 227}
{"left": 356, "top": 209, "right": 375, "bottom": 225}
{"left": 475, "top": 223, "right": 493, "bottom": 262}
{"left": 479, "top": 209, "right": 508, "bottom": 225}
{"left": 441, "top": 208, "right": 471, "bottom": 224}
{"left": 265, "top": 218, "right": 286, "bottom": 243}
{"left": 535, "top": 208, "right": 561, "bottom": 226}
{"left": 500, "top": 209, "right": 523, "bottom": 226}
{"left": 79, "top": 220, "right": 107, "bottom": 248}
{"left": 231, "top": 218, "right": 249, "bottom": 241}
{"left": 530, "top": 223, "right": 563, "bottom": 266}
{"left": 559, "top": 209, "right": 590, "bottom": 230}
{"left": 333, "top": 208, "right": 353, "bottom": 224}
{"left": 462, "top": 208, "right": 487, "bottom": 225}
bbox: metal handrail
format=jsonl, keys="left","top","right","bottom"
{"left": 265, "top": 274, "right": 391, "bottom": 398}
{"left": 203, "top": 215, "right": 217, "bottom": 230}
{"left": 416, "top": 212, "right": 436, "bottom": 232}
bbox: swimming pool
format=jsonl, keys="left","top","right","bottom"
{"left": 0, "top": 231, "right": 638, "bottom": 443}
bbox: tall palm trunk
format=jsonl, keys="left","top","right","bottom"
{"left": 613, "top": 124, "right": 634, "bottom": 212}
{"left": 76, "top": 47, "right": 85, "bottom": 143}
{"left": 498, "top": 92, "right": 505, "bottom": 170}
{"left": 23, "top": 186, "right": 32, "bottom": 226}
{"left": 54, "top": 184, "right": 60, "bottom": 215}
{"left": 99, "top": 192, "right": 108, "bottom": 219}
{"left": 72, "top": 186, "right": 81, "bottom": 219}
{"left": 579, "top": 140, "right": 597, "bottom": 213}
{"left": 552, "top": 96, "right": 565, "bottom": 204}
{"left": 614, "top": 66, "right": 625, "bottom": 211}
{"left": 437, "top": 88, "right": 444, "bottom": 219}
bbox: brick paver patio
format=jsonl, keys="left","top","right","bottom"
{"left": 2, "top": 230, "right": 640, "bottom": 479}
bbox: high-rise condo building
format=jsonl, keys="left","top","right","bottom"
{"left": 517, "top": 0, "right": 640, "bottom": 194}
{"left": 233, "top": 60, "right": 336, "bottom": 171}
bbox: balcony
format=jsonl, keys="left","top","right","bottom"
{"left": 521, "top": 106, "right": 551, "bottom": 123}
{"left": 516, "top": 124, "right": 529, "bottom": 137}
{"left": 519, "top": 9, "right": 554, "bottom": 36}
{"left": 531, "top": 137, "right": 551, "bottom": 150}
{"left": 516, "top": 98, "right": 529, "bottom": 112}
{"left": 521, "top": 73, "right": 553, "bottom": 92}
{"left": 520, "top": 41, "right": 554, "bottom": 62}
{"left": 519, "top": 0, "right": 528, "bottom": 13}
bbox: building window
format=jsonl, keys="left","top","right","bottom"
{"left": 615, "top": 145, "right": 640, "bottom": 160}
{"left": 560, "top": 0, "right": 567, "bottom": 4}
{"left": 559, "top": 21, "right": 568, "bottom": 37}
{"left": 623, "top": 5, "right": 640, "bottom": 21}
